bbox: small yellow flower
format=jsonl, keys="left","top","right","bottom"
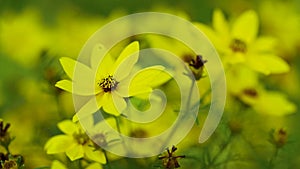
{"left": 195, "top": 9, "right": 290, "bottom": 75}
{"left": 45, "top": 120, "right": 106, "bottom": 163}
{"left": 227, "top": 65, "right": 296, "bottom": 116}
{"left": 56, "top": 41, "right": 167, "bottom": 117}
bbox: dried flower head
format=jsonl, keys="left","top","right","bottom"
{"left": 270, "top": 128, "right": 288, "bottom": 148}
{"left": 158, "top": 145, "right": 185, "bottom": 169}
{"left": 183, "top": 54, "right": 207, "bottom": 80}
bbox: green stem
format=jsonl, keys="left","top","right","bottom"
{"left": 4, "top": 144, "right": 10, "bottom": 154}
{"left": 114, "top": 116, "right": 122, "bottom": 134}
{"left": 187, "top": 80, "right": 195, "bottom": 109}
{"left": 208, "top": 133, "right": 232, "bottom": 168}
{"left": 268, "top": 147, "right": 279, "bottom": 169}
{"left": 159, "top": 79, "right": 196, "bottom": 151}
{"left": 103, "top": 149, "right": 112, "bottom": 169}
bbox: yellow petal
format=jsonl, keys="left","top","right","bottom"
{"left": 44, "top": 135, "right": 73, "bottom": 154}
{"left": 213, "top": 9, "right": 230, "bottom": 38}
{"left": 59, "top": 57, "right": 76, "bottom": 79}
{"left": 57, "top": 120, "right": 78, "bottom": 135}
{"left": 72, "top": 114, "right": 79, "bottom": 122}
{"left": 251, "top": 37, "right": 277, "bottom": 52}
{"left": 113, "top": 41, "right": 140, "bottom": 70}
{"left": 55, "top": 80, "right": 73, "bottom": 93}
{"left": 83, "top": 145, "right": 106, "bottom": 164}
{"left": 93, "top": 44, "right": 115, "bottom": 75}
{"left": 91, "top": 44, "right": 108, "bottom": 69}
{"left": 66, "top": 144, "right": 84, "bottom": 161}
{"left": 102, "top": 92, "right": 126, "bottom": 116}
{"left": 60, "top": 57, "right": 93, "bottom": 79}
{"left": 76, "top": 98, "right": 100, "bottom": 121}
{"left": 113, "top": 52, "right": 139, "bottom": 82}
{"left": 51, "top": 160, "right": 67, "bottom": 169}
{"left": 59, "top": 57, "right": 96, "bottom": 95}
{"left": 129, "top": 65, "right": 170, "bottom": 96}
{"left": 55, "top": 79, "right": 96, "bottom": 96}
{"left": 232, "top": 10, "right": 258, "bottom": 43}
{"left": 226, "top": 65, "right": 258, "bottom": 95}
{"left": 86, "top": 163, "right": 103, "bottom": 169}
{"left": 225, "top": 52, "right": 246, "bottom": 64}
{"left": 194, "top": 23, "right": 226, "bottom": 52}
{"left": 247, "top": 54, "right": 290, "bottom": 75}
{"left": 254, "top": 91, "right": 297, "bottom": 116}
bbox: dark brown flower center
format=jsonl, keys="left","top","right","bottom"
{"left": 98, "top": 75, "right": 119, "bottom": 92}
{"left": 243, "top": 88, "right": 258, "bottom": 98}
{"left": 230, "top": 38, "right": 247, "bottom": 53}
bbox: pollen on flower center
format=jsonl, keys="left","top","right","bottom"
{"left": 230, "top": 38, "right": 247, "bottom": 53}
{"left": 98, "top": 75, "right": 119, "bottom": 92}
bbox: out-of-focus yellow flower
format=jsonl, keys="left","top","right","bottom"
{"left": 0, "top": 8, "right": 52, "bottom": 67}
{"left": 45, "top": 120, "right": 106, "bottom": 163}
{"left": 56, "top": 41, "right": 166, "bottom": 117}
{"left": 259, "top": 0, "right": 300, "bottom": 58}
{"left": 227, "top": 65, "right": 296, "bottom": 116}
{"left": 195, "top": 9, "right": 289, "bottom": 75}
{"left": 240, "top": 88, "right": 296, "bottom": 116}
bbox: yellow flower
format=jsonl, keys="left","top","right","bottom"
{"left": 44, "top": 120, "right": 106, "bottom": 163}
{"left": 0, "top": 8, "right": 52, "bottom": 67}
{"left": 195, "top": 9, "right": 289, "bottom": 75}
{"left": 56, "top": 41, "right": 166, "bottom": 117}
{"left": 227, "top": 65, "right": 296, "bottom": 116}
{"left": 259, "top": 0, "right": 300, "bottom": 58}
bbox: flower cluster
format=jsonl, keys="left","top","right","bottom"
{"left": 196, "top": 9, "right": 296, "bottom": 116}
{"left": 0, "top": 2, "right": 299, "bottom": 169}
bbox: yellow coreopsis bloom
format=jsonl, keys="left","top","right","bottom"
{"left": 227, "top": 65, "right": 296, "bottom": 116}
{"left": 195, "top": 9, "right": 289, "bottom": 75}
{"left": 55, "top": 41, "right": 166, "bottom": 117}
{"left": 45, "top": 120, "right": 106, "bottom": 163}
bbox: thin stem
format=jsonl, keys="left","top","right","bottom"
{"left": 186, "top": 80, "right": 195, "bottom": 110}
{"left": 159, "top": 79, "right": 196, "bottom": 151}
{"left": 268, "top": 147, "right": 279, "bottom": 169}
{"left": 4, "top": 144, "right": 10, "bottom": 154}
{"left": 114, "top": 116, "right": 122, "bottom": 134}
{"left": 207, "top": 133, "right": 232, "bottom": 168}
{"left": 103, "top": 149, "right": 112, "bottom": 169}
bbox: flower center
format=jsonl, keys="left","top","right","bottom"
{"left": 230, "top": 38, "right": 247, "bottom": 53}
{"left": 243, "top": 88, "right": 258, "bottom": 98}
{"left": 98, "top": 75, "right": 119, "bottom": 92}
{"left": 73, "top": 132, "right": 89, "bottom": 145}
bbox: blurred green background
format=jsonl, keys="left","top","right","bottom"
{"left": 0, "top": 0, "right": 300, "bottom": 168}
